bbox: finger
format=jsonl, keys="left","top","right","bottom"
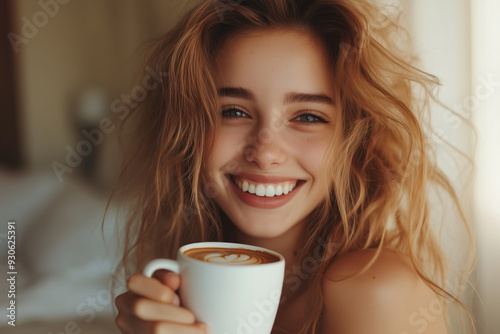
{"left": 115, "top": 291, "right": 135, "bottom": 312}
{"left": 124, "top": 314, "right": 207, "bottom": 334}
{"left": 145, "top": 321, "right": 207, "bottom": 334}
{"left": 115, "top": 293, "right": 198, "bottom": 331}
{"left": 132, "top": 297, "right": 196, "bottom": 323}
{"left": 115, "top": 313, "right": 134, "bottom": 334}
{"left": 154, "top": 270, "right": 181, "bottom": 291}
{"left": 127, "top": 274, "right": 178, "bottom": 304}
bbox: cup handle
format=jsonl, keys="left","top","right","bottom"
{"left": 143, "top": 259, "right": 180, "bottom": 277}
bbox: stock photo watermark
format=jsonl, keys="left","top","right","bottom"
{"left": 381, "top": 74, "right": 500, "bottom": 185}
{"left": 223, "top": 288, "right": 281, "bottom": 334}
{"left": 7, "top": 0, "right": 72, "bottom": 54}
{"left": 213, "top": 0, "right": 244, "bottom": 22}
{"left": 224, "top": 290, "right": 281, "bottom": 334}
{"left": 398, "top": 298, "right": 444, "bottom": 334}
{"left": 51, "top": 66, "right": 168, "bottom": 182}
{"left": 442, "top": 74, "right": 500, "bottom": 132}
{"left": 47, "top": 272, "right": 127, "bottom": 334}
{"left": 280, "top": 237, "right": 339, "bottom": 304}
{"left": 379, "top": 0, "right": 412, "bottom": 18}
{"left": 5, "top": 221, "right": 17, "bottom": 326}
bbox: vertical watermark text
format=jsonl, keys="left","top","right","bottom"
{"left": 6, "top": 221, "right": 17, "bottom": 326}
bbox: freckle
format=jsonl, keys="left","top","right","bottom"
{"left": 372, "top": 276, "right": 376, "bottom": 279}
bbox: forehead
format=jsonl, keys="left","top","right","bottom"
{"left": 214, "top": 28, "right": 335, "bottom": 94}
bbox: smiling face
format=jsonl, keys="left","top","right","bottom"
{"left": 205, "top": 28, "right": 338, "bottom": 239}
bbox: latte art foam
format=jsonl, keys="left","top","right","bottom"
{"left": 184, "top": 247, "right": 280, "bottom": 265}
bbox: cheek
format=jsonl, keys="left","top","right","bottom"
{"left": 206, "top": 129, "right": 247, "bottom": 177}
{"left": 290, "top": 133, "right": 332, "bottom": 177}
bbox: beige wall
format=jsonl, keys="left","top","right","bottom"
{"left": 471, "top": 0, "right": 500, "bottom": 332}
{"left": 13, "top": 0, "right": 196, "bottom": 187}
{"left": 407, "top": 0, "right": 500, "bottom": 333}
{"left": 404, "top": 0, "right": 475, "bottom": 332}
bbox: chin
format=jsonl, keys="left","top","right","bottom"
{"left": 230, "top": 214, "right": 295, "bottom": 240}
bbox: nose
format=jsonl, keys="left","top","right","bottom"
{"left": 243, "top": 128, "right": 287, "bottom": 169}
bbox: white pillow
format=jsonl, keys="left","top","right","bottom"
{"left": 0, "top": 169, "right": 65, "bottom": 246}
{"left": 0, "top": 170, "right": 125, "bottom": 324}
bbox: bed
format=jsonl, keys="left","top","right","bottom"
{"left": 0, "top": 168, "right": 123, "bottom": 333}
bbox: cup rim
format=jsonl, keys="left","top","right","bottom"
{"left": 177, "top": 241, "right": 285, "bottom": 267}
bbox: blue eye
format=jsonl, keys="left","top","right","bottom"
{"left": 221, "top": 107, "right": 249, "bottom": 119}
{"left": 293, "top": 113, "right": 328, "bottom": 124}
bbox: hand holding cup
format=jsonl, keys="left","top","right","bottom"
{"left": 115, "top": 270, "right": 207, "bottom": 333}
{"left": 143, "top": 242, "right": 285, "bottom": 334}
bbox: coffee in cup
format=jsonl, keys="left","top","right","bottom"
{"left": 183, "top": 247, "right": 280, "bottom": 265}
{"left": 143, "top": 242, "right": 285, "bottom": 334}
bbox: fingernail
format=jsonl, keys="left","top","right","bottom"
{"left": 173, "top": 294, "right": 180, "bottom": 306}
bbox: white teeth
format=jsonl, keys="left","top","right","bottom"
{"left": 234, "top": 177, "right": 298, "bottom": 197}
{"left": 265, "top": 185, "right": 275, "bottom": 197}
{"left": 276, "top": 185, "right": 283, "bottom": 196}
{"left": 256, "top": 184, "right": 266, "bottom": 197}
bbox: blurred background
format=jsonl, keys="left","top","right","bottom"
{"left": 0, "top": 0, "right": 498, "bottom": 333}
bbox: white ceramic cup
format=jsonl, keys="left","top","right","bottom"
{"left": 143, "top": 242, "right": 285, "bottom": 334}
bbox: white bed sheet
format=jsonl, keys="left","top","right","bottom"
{"left": 0, "top": 169, "right": 125, "bottom": 332}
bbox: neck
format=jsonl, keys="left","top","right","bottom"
{"left": 231, "top": 219, "right": 318, "bottom": 333}
{"left": 234, "top": 221, "right": 307, "bottom": 268}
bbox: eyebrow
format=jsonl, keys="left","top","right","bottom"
{"left": 217, "top": 87, "right": 334, "bottom": 106}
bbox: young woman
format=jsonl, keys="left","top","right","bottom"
{"left": 113, "top": 0, "right": 475, "bottom": 333}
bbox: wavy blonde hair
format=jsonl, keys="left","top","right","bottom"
{"left": 112, "top": 0, "right": 475, "bottom": 332}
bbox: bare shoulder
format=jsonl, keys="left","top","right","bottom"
{"left": 321, "top": 248, "right": 447, "bottom": 334}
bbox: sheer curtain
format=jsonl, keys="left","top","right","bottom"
{"left": 404, "top": 0, "right": 500, "bottom": 333}
{"left": 471, "top": 0, "right": 500, "bottom": 333}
